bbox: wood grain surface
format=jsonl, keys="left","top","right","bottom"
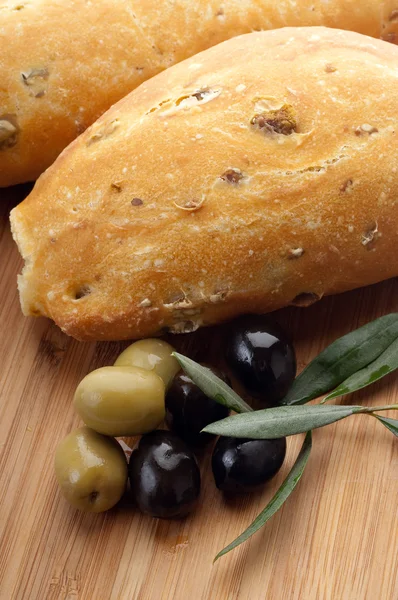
{"left": 1, "top": 185, "right": 397, "bottom": 600}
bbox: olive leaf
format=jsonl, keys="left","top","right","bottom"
{"left": 282, "top": 313, "right": 398, "bottom": 406}
{"left": 375, "top": 415, "right": 398, "bottom": 437}
{"left": 173, "top": 352, "right": 252, "bottom": 414}
{"left": 202, "top": 404, "right": 365, "bottom": 439}
{"left": 214, "top": 431, "right": 312, "bottom": 561}
{"left": 322, "top": 337, "right": 398, "bottom": 402}
{"left": 173, "top": 315, "right": 398, "bottom": 562}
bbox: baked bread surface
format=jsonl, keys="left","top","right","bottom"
{"left": 1, "top": 0, "right": 398, "bottom": 186}
{"left": 10, "top": 27, "right": 398, "bottom": 340}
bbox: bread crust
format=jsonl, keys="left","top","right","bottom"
{"left": 10, "top": 27, "right": 398, "bottom": 341}
{"left": 1, "top": 0, "right": 397, "bottom": 187}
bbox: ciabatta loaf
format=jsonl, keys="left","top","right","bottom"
{"left": 1, "top": 0, "right": 398, "bottom": 187}
{"left": 10, "top": 27, "right": 398, "bottom": 341}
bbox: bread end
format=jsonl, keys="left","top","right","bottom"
{"left": 10, "top": 207, "right": 44, "bottom": 318}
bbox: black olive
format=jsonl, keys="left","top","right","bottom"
{"left": 225, "top": 315, "right": 296, "bottom": 405}
{"left": 165, "top": 366, "right": 230, "bottom": 446}
{"left": 212, "top": 436, "right": 286, "bottom": 493}
{"left": 128, "top": 430, "right": 201, "bottom": 518}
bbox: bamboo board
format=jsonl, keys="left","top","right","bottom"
{"left": 1, "top": 185, "right": 397, "bottom": 600}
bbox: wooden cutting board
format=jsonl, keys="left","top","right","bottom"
{"left": 1, "top": 185, "right": 397, "bottom": 600}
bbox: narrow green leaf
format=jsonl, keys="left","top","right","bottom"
{"left": 173, "top": 352, "right": 252, "bottom": 414}
{"left": 203, "top": 404, "right": 363, "bottom": 439}
{"left": 324, "top": 337, "right": 398, "bottom": 401}
{"left": 214, "top": 431, "right": 312, "bottom": 561}
{"left": 282, "top": 313, "right": 398, "bottom": 406}
{"left": 375, "top": 415, "right": 398, "bottom": 437}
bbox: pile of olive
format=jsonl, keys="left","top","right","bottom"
{"left": 54, "top": 315, "right": 296, "bottom": 518}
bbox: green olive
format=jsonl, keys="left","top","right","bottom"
{"left": 74, "top": 366, "right": 165, "bottom": 436}
{"left": 54, "top": 426, "right": 127, "bottom": 512}
{"left": 114, "top": 339, "right": 179, "bottom": 389}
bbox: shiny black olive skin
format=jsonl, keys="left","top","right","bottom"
{"left": 165, "top": 366, "right": 231, "bottom": 447}
{"left": 212, "top": 436, "right": 286, "bottom": 493}
{"left": 225, "top": 315, "right": 296, "bottom": 406}
{"left": 128, "top": 430, "right": 201, "bottom": 518}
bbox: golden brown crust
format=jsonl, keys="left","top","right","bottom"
{"left": 10, "top": 27, "right": 398, "bottom": 340}
{"left": 1, "top": 0, "right": 397, "bottom": 187}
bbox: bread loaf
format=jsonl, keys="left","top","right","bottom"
{"left": 1, "top": 0, "right": 398, "bottom": 187}
{"left": 10, "top": 27, "right": 398, "bottom": 341}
